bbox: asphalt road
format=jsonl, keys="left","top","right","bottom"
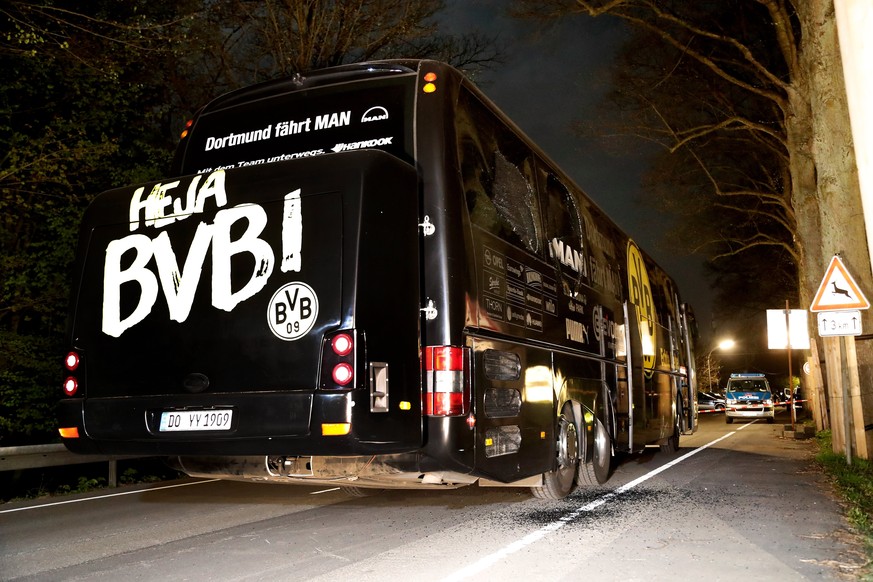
{"left": 0, "top": 413, "right": 865, "bottom": 581}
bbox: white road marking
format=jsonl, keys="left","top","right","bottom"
{"left": 0, "top": 479, "right": 221, "bottom": 514}
{"left": 310, "top": 487, "right": 341, "bottom": 494}
{"left": 441, "top": 424, "right": 753, "bottom": 582}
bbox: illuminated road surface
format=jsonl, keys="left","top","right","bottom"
{"left": 0, "top": 414, "right": 860, "bottom": 581}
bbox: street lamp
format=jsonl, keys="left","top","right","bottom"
{"left": 702, "top": 339, "right": 735, "bottom": 393}
{"left": 715, "top": 339, "right": 735, "bottom": 353}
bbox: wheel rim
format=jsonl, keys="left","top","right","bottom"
{"left": 593, "top": 419, "right": 609, "bottom": 466}
{"left": 555, "top": 415, "right": 578, "bottom": 487}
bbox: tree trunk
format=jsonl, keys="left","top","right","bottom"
{"left": 797, "top": 0, "right": 873, "bottom": 456}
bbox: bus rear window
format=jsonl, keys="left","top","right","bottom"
{"left": 177, "top": 75, "right": 416, "bottom": 175}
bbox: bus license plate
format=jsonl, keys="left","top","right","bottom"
{"left": 159, "top": 410, "right": 233, "bottom": 432}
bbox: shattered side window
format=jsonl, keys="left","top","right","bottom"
{"left": 540, "top": 169, "right": 585, "bottom": 291}
{"left": 456, "top": 88, "right": 542, "bottom": 255}
{"left": 541, "top": 170, "right": 583, "bottom": 255}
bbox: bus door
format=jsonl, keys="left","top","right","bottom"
{"left": 621, "top": 301, "right": 659, "bottom": 450}
{"left": 680, "top": 303, "right": 698, "bottom": 433}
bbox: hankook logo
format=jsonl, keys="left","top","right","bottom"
{"left": 361, "top": 106, "right": 389, "bottom": 122}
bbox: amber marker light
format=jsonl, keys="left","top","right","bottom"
{"left": 422, "top": 71, "right": 437, "bottom": 93}
{"left": 322, "top": 423, "right": 351, "bottom": 436}
{"left": 180, "top": 119, "right": 193, "bottom": 139}
{"left": 59, "top": 427, "right": 79, "bottom": 438}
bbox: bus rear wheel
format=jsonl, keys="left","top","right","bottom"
{"left": 578, "top": 415, "right": 612, "bottom": 486}
{"left": 531, "top": 405, "right": 579, "bottom": 500}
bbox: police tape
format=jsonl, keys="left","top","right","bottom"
{"left": 697, "top": 399, "right": 808, "bottom": 413}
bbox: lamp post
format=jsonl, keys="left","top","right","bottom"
{"left": 702, "top": 339, "right": 735, "bottom": 393}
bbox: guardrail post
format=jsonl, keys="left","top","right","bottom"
{"left": 0, "top": 444, "right": 144, "bottom": 488}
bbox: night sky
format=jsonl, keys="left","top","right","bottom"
{"left": 438, "top": 1, "right": 714, "bottom": 328}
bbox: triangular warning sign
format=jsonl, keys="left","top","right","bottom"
{"left": 810, "top": 256, "right": 870, "bottom": 311}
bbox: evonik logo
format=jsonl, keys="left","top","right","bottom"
{"left": 361, "top": 106, "right": 389, "bottom": 122}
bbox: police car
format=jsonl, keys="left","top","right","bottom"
{"left": 724, "top": 373, "right": 775, "bottom": 424}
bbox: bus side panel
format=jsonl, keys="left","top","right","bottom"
{"left": 469, "top": 338, "right": 553, "bottom": 483}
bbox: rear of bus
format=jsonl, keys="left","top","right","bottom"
{"left": 59, "top": 63, "right": 437, "bottom": 464}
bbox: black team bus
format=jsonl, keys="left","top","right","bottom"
{"left": 59, "top": 60, "right": 698, "bottom": 499}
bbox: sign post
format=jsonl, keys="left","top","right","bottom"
{"left": 810, "top": 255, "right": 871, "bottom": 463}
{"left": 767, "top": 306, "right": 809, "bottom": 429}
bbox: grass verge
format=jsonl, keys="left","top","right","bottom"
{"left": 815, "top": 430, "right": 873, "bottom": 578}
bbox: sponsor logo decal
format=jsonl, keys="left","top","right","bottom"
{"left": 267, "top": 282, "right": 319, "bottom": 341}
{"left": 627, "top": 239, "right": 656, "bottom": 371}
{"left": 361, "top": 106, "right": 389, "bottom": 122}
{"left": 331, "top": 136, "right": 393, "bottom": 152}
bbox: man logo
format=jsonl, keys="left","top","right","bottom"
{"left": 361, "top": 106, "right": 389, "bottom": 122}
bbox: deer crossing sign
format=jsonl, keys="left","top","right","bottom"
{"left": 809, "top": 255, "right": 870, "bottom": 312}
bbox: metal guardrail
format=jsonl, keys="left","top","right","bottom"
{"left": 0, "top": 444, "right": 143, "bottom": 487}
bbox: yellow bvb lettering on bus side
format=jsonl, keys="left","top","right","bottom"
{"left": 626, "top": 240, "right": 656, "bottom": 371}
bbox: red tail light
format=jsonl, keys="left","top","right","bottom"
{"left": 332, "top": 362, "right": 354, "bottom": 385}
{"left": 63, "top": 376, "right": 78, "bottom": 396}
{"left": 321, "top": 330, "right": 358, "bottom": 389}
{"left": 63, "top": 351, "right": 82, "bottom": 396}
{"left": 64, "top": 351, "right": 80, "bottom": 371}
{"left": 424, "top": 346, "right": 470, "bottom": 416}
{"left": 331, "top": 333, "right": 353, "bottom": 356}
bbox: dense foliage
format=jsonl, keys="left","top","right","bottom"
{"left": 0, "top": 0, "right": 496, "bottom": 445}
{"left": 0, "top": 1, "right": 185, "bottom": 444}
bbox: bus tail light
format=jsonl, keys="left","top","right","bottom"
{"left": 332, "top": 362, "right": 354, "bottom": 386}
{"left": 63, "top": 377, "right": 79, "bottom": 397}
{"left": 65, "top": 351, "right": 80, "bottom": 371}
{"left": 320, "top": 330, "right": 358, "bottom": 389}
{"left": 424, "top": 346, "right": 470, "bottom": 416}
{"left": 63, "top": 350, "right": 83, "bottom": 397}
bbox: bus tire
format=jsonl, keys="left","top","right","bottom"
{"left": 726, "top": 416, "right": 734, "bottom": 424}
{"left": 531, "top": 404, "right": 579, "bottom": 500}
{"left": 660, "top": 400, "right": 681, "bottom": 453}
{"left": 577, "top": 415, "right": 612, "bottom": 486}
